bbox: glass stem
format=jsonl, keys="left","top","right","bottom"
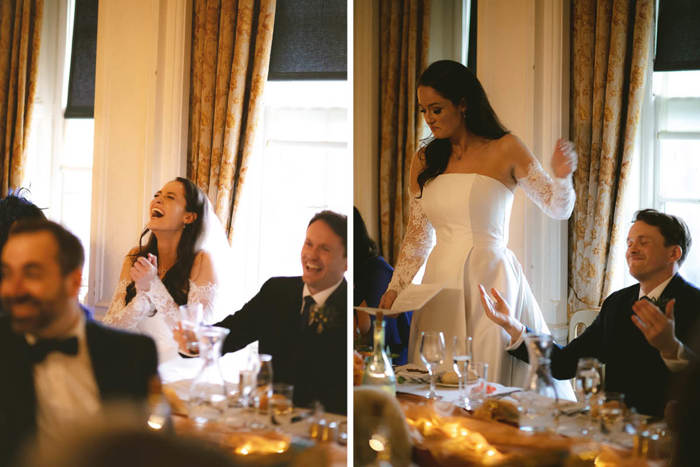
{"left": 429, "top": 366, "right": 436, "bottom": 397}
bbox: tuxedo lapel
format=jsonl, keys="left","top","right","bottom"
{"left": 85, "top": 322, "right": 114, "bottom": 399}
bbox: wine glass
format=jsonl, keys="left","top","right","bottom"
{"left": 420, "top": 331, "right": 446, "bottom": 399}
{"left": 452, "top": 336, "right": 472, "bottom": 405}
{"left": 575, "top": 357, "right": 602, "bottom": 435}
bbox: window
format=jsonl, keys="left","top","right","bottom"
{"left": 228, "top": 81, "right": 350, "bottom": 309}
{"left": 649, "top": 71, "right": 700, "bottom": 285}
{"left": 24, "top": 0, "right": 94, "bottom": 300}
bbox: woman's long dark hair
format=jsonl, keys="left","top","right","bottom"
{"left": 417, "top": 60, "right": 510, "bottom": 195}
{"left": 125, "top": 177, "right": 206, "bottom": 307}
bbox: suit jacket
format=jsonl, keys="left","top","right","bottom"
{"left": 510, "top": 274, "right": 700, "bottom": 416}
{"left": 217, "top": 277, "right": 347, "bottom": 414}
{"left": 0, "top": 317, "right": 158, "bottom": 467}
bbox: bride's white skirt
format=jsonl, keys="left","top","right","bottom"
{"left": 407, "top": 242, "right": 576, "bottom": 401}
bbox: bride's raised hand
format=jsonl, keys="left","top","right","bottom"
{"left": 131, "top": 253, "right": 158, "bottom": 292}
{"left": 378, "top": 289, "right": 398, "bottom": 310}
{"left": 478, "top": 285, "right": 524, "bottom": 344}
{"left": 550, "top": 138, "right": 577, "bottom": 178}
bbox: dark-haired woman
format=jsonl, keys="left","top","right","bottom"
{"left": 354, "top": 207, "right": 411, "bottom": 364}
{"left": 103, "top": 178, "right": 232, "bottom": 362}
{"left": 378, "top": 60, "right": 576, "bottom": 397}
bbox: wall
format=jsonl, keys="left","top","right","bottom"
{"left": 477, "top": 0, "right": 570, "bottom": 340}
{"left": 87, "top": 0, "right": 191, "bottom": 315}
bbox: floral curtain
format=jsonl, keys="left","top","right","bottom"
{"left": 188, "top": 0, "right": 275, "bottom": 241}
{"left": 0, "top": 0, "right": 42, "bottom": 195}
{"left": 378, "top": 0, "right": 430, "bottom": 264}
{"left": 568, "top": 0, "right": 654, "bottom": 316}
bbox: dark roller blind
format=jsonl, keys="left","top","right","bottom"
{"left": 64, "top": 0, "right": 98, "bottom": 118}
{"left": 268, "top": 0, "right": 347, "bottom": 80}
{"left": 467, "top": 0, "right": 477, "bottom": 74}
{"left": 654, "top": 0, "right": 700, "bottom": 71}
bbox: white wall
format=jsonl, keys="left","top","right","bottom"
{"left": 477, "top": 0, "right": 570, "bottom": 341}
{"left": 88, "top": 0, "right": 190, "bottom": 315}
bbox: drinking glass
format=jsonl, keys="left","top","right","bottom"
{"left": 269, "top": 383, "right": 295, "bottom": 428}
{"left": 420, "top": 331, "right": 446, "bottom": 399}
{"left": 254, "top": 354, "right": 273, "bottom": 414}
{"left": 178, "top": 303, "right": 203, "bottom": 354}
{"left": 575, "top": 357, "right": 602, "bottom": 435}
{"left": 452, "top": 336, "right": 472, "bottom": 405}
{"left": 599, "top": 392, "right": 626, "bottom": 434}
{"left": 239, "top": 369, "right": 257, "bottom": 410}
{"left": 188, "top": 325, "right": 229, "bottom": 424}
{"left": 466, "top": 362, "right": 489, "bottom": 409}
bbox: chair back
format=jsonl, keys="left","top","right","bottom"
{"left": 568, "top": 309, "right": 599, "bottom": 343}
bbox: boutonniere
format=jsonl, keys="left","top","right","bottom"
{"left": 308, "top": 303, "right": 342, "bottom": 333}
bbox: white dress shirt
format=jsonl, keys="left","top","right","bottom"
{"left": 27, "top": 314, "right": 101, "bottom": 447}
{"left": 301, "top": 278, "right": 344, "bottom": 312}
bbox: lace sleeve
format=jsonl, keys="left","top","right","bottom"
{"left": 517, "top": 161, "right": 575, "bottom": 220}
{"left": 386, "top": 195, "right": 434, "bottom": 294}
{"left": 188, "top": 282, "right": 218, "bottom": 323}
{"left": 102, "top": 279, "right": 154, "bottom": 330}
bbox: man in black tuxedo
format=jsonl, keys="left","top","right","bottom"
{"left": 178, "top": 211, "right": 347, "bottom": 414}
{"left": 0, "top": 220, "right": 158, "bottom": 466}
{"left": 479, "top": 209, "right": 700, "bottom": 416}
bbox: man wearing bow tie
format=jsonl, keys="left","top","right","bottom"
{"left": 0, "top": 220, "right": 158, "bottom": 466}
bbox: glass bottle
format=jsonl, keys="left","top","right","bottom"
{"left": 362, "top": 317, "right": 396, "bottom": 395}
{"left": 518, "top": 332, "right": 559, "bottom": 432}
{"left": 189, "top": 325, "right": 230, "bottom": 424}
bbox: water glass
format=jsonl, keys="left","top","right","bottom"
{"left": 466, "top": 361, "right": 489, "bottom": 409}
{"left": 239, "top": 369, "right": 257, "bottom": 409}
{"left": 575, "top": 357, "right": 602, "bottom": 434}
{"left": 178, "top": 303, "right": 203, "bottom": 354}
{"left": 269, "top": 383, "right": 295, "bottom": 427}
{"left": 451, "top": 336, "right": 472, "bottom": 404}
{"left": 420, "top": 331, "right": 446, "bottom": 399}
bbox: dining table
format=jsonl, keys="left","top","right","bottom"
{"left": 373, "top": 364, "right": 673, "bottom": 466}
{"left": 158, "top": 351, "right": 348, "bottom": 466}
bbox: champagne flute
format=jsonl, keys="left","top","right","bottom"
{"left": 420, "top": 331, "right": 446, "bottom": 399}
{"left": 452, "top": 336, "right": 472, "bottom": 405}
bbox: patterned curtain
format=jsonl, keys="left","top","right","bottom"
{"left": 0, "top": 0, "right": 42, "bottom": 195}
{"left": 568, "top": 0, "right": 654, "bottom": 316}
{"left": 188, "top": 0, "right": 275, "bottom": 241}
{"left": 378, "top": 0, "right": 430, "bottom": 264}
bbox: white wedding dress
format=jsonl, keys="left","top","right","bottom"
{"left": 388, "top": 167, "right": 576, "bottom": 400}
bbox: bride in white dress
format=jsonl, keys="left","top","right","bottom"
{"left": 379, "top": 61, "right": 577, "bottom": 399}
{"left": 102, "top": 177, "right": 232, "bottom": 363}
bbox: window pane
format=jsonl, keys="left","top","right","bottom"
{"left": 658, "top": 139, "right": 700, "bottom": 199}
{"left": 664, "top": 202, "right": 700, "bottom": 286}
{"left": 653, "top": 71, "right": 700, "bottom": 98}
{"left": 657, "top": 98, "right": 700, "bottom": 132}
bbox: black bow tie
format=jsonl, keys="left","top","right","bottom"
{"left": 28, "top": 337, "right": 79, "bottom": 363}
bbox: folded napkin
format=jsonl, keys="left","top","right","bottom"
{"left": 394, "top": 363, "right": 430, "bottom": 384}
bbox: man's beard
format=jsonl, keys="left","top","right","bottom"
{"left": 4, "top": 292, "right": 66, "bottom": 335}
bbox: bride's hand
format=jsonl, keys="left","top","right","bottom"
{"left": 131, "top": 254, "right": 158, "bottom": 292}
{"left": 478, "top": 285, "right": 525, "bottom": 345}
{"left": 378, "top": 289, "right": 398, "bottom": 310}
{"left": 551, "top": 138, "right": 577, "bottom": 178}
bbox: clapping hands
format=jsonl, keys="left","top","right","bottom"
{"left": 551, "top": 138, "right": 577, "bottom": 178}
{"left": 131, "top": 253, "right": 158, "bottom": 292}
